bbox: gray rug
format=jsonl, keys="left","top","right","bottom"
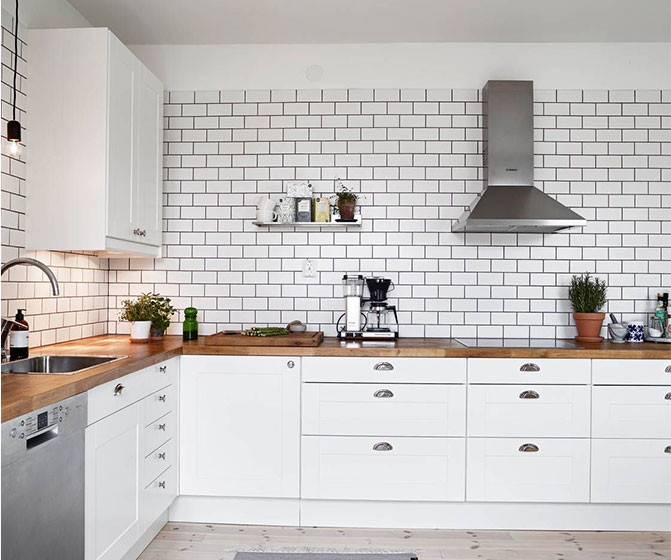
{"left": 235, "top": 554, "right": 417, "bottom": 560}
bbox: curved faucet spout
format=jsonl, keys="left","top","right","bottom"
{"left": 1, "top": 257, "right": 60, "bottom": 296}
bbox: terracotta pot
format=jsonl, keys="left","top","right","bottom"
{"left": 573, "top": 312, "right": 605, "bottom": 343}
{"left": 338, "top": 200, "right": 356, "bottom": 220}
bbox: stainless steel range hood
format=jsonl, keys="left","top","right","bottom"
{"left": 452, "top": 80, "right": 586, "bottom": 234}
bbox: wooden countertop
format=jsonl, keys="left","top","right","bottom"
{"left": 4, "top": 334, "right": 671, "bottom": 422}
{"left": 184, "top": 336, "right": 671, "bottom": 359}
{"left": 2, "top": 335, "right": 182, "bottom": 422}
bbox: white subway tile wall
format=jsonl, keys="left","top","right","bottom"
{"left": 107, "top": 87, "right": 671, "bottom": 338}
{"left": 1, "top": 14, "right": 109, "bottom": 346}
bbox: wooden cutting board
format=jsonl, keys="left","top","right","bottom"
{"left": 204, "top": 331, "right": 324, "bottom": 347}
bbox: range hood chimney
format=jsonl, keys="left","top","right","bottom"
{"left": 452, "top": 80, "right": 586, "bottom": 234}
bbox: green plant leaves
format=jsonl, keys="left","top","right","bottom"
{"left": 568, "top": 273, "right": 607, "bottom": 313}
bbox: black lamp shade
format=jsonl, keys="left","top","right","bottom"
{"left": 7, "top": 120, "right": 21, "bottom": 143}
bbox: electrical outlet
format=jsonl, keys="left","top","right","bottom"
{"left": 302, "top": 259, "right": 316, "bottom": 278}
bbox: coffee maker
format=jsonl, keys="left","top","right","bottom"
{"left": 337, "top": 275, "right": 399, "bottom": 339}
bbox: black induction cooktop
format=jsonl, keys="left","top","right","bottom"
{"left": 455, "top": 338, "right": 583, "bottom": 349}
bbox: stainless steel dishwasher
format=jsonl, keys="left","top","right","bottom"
{"left": 2, "top": 392, "right": 87, "bottom": 560}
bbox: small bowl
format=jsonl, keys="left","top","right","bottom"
{"left": 608, "top": 323, "right": 627, "bottom": 343}
{"left": 287, "top": 320, "right": 307, "bottom": 333}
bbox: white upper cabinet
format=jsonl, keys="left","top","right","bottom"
{"left": 27, "top": 28, "right": 163, "bottom": 257}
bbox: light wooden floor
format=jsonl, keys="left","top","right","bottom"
{"left": 139, "top": 523, "right": 671, "bottom": 560}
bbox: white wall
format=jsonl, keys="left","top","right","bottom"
{"left": 1, "top": 0, "right": 90, "bottom": 28}
{"left": 130, "top": 42, "right": 671, "bottom": 92}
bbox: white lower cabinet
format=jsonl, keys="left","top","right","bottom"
{"left": 302, "top": 383, "right": 466, "bottom": 437}
{"left": 467, "top": 384, "right": 591, "bottom": 438}
{"left": 85, "top": 358, "right": 178, "bottom": 560}
{"left": 85, "top": 403, "right": 142, "bottom": 560}
{"left": 591, "top": 439, "right": 671, "bottom": 504}
{"left": 592, "top": 385, "right": 671, "bottom": 439}
{"left": 180, "top": 356, "right": 300, "bottom": 498}
{"left": 466, "top": 438, "right": 590, "bottom": 503}
{"left": 302, "top": 436, "right": 466, "bottom": 501}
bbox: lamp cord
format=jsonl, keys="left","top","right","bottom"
{"left": 12, "top": 0, "right": 19, "bottom": 122}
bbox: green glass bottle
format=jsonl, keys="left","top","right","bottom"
{"left": 183, "top": 307, "right": 198, "bottom": 341}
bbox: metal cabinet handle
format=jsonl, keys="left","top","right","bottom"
{"left": 113, "top": 383, "right": 125, "bottom": 396}
{"left": 520, "top": 363, "right": 540, "bottom": 372}
{"left": 158, "top": 394, "right": 167, "bottom": 402}
{"left": 665, "top": 445, "right": 671, "bottom": 454}
{"left": 665, "top": 392, "right": 671, "bottom": 401}
{"left": 374, "top": 362, "right": 394, "bottom": 371}
{"left": 133, "top": 228, "right": 141, "bottom": 236}
{"left": 373, "top": 389, "right": 394, "bottom": 398}
{"left": 140, "top": 230, "right": 147, "bottom": 237}
{"left": 158, "top": 423, "right": 166, "bottom": 431}
{"left": 519, "top": 443, "right": 540, "bottom": 453}
{"left": 666, "top": 365, "right": 671, "bottom": 373}
{"left": 158, "top": 481, "right": 166, "bottom": 489}
{"left": 159, "top": 365, "right": 167, "bottom": 373}
{"left": 519, "top": 390, "right": 540, "bottom": 399}
{"left": 158, "top": 452, "right": 166, "bottom": 460}
{"left": 373, "top": 442, "right": 393, "bottom": 451}
{"left": 287, "top": 360, "right": 295, "bottom": 369}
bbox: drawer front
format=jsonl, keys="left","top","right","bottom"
{"left": 467, "top": 385, "right": 591, "bottom": 437}
{"left": 302, "top": 383, "right": 466, "bottom": 437}
{"left": 591, "top": 439, "right": 671, "bottom": 504}
{"left": 466, "top": 438, "right": 590, "bottom": 503}
{"left": 87, "top": 368, "right": 148, "bottom": 425}
{"left": 144, "top": 438, "right": 175, "bottom": 486}
{"left": 145, "top": 384, "right": 176, "bottom": 426}
{"left": 302, "top": 357, "right": 466, "bottom": 383}
{"left": 592, "top": 359, "right": 671, "bottom": 385}
{"left": 145, "top": 357, "right": 179, "bottom": 395}
{"left": 592, "top": 386, "right": 671, "bottom": 438}
{"left": 301, "top": 436, "right": 465, "bottom": 502}
{"left": 468, "top": 358, "right": 590, "bottom": 385}
{"left": 141, "top": 466, "right": 177, "bottom": 532}
{"left": 145, "top": 411, "right": 174, "bottom": 455}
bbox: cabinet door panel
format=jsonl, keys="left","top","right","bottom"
{"left": 85, "top": 403, "right": 142, "bottom": 560}
{"left": 592, "top": 386, "right": 671, "bottom": 438}
{"left": 180, "top": 356, "right": 300, "bottom": 497}
{"left": 466, "top": 438, "right": 590, "bottom": 503}
{"left": 106, "top": 34, "right": 136, "bottom": 243}
{"left": 591, "top": 439, "right": 671, "bottom": 504}
{"left": 467, "top": 385, "right": 590, "bottom": 437}
{"left": 135, "top": 65, "right": 163, "bottom": 247}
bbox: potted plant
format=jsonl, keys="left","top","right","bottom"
{"left": 119, "top": 294, "right": 153, "bottom": 343}
{"left": 147, "top": 292, "right": 176, "bottom": 340}
{"left": 568, "top": 273, "right": 607, "bottom": 342}
{"left": 331, "top": 179, "right": 360, "bottom": 221}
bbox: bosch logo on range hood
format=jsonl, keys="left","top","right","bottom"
{"left": 452, "top": 80, "right": 587, "bottom": 234}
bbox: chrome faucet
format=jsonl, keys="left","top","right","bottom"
{"left": 1, "top": 257, "right": 60, "bottom": 362}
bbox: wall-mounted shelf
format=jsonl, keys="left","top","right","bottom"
{"left": 253, "top": 219, "right": 362, "bottom": 229}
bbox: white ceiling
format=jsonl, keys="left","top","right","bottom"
{"left": 65, "top": 0, "right": 671, "bottom": 45}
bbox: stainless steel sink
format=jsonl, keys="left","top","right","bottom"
{"left": 1, "top": 355, "right": 126, "bottom": 375}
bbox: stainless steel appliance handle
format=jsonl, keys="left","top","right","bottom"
{"left": 373, "top": 442, "right": 393, "bottom": 451}
{"left": 374, "top": 389, "right": 394, "bottom": 398}
{"left": 26, "top": 425, "right": 59, "bottom": 450}
{"left": 520, "top": 363, "right": 540, "bottom": 372}
{"left": 519, "top": 390, "right": 540, "bottom": 399}
{"left": 519, "top": 443, "right": 540, "bottom": 453}
{"left": 374, "top": 362, "right": 394, "bottom": 371}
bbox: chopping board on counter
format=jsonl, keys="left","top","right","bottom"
{"left": 205, "top": 330, "right": 324, "bottom": 347}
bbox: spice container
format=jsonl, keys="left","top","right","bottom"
{"left": 295, "top": 197, "right": 313, "bottom": 222}
{"left": 183, "top": 307, "right": 199, "bottom": 341}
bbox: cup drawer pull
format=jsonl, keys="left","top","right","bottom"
{"left": 158, "top": 394, "right": 167, "bottom": 402}
{"left": 666, "top": 365, "right": 671, "bottom": 373}
{"left": 665, "top": 445, "right": 671, "bottom": 454}
{"left": 519, "top": 390, "right": 540, "bottom": 399}
{"left": 374, "top": 389, "right": 394, "bottom": 398}
{"left": 665, "top": 392, "right": 671, "bottom": 401}
{"left": 374, "top": 362, "right": 394, "bottom": 371}
{"left": 520, "top": 363, "right": 540, "bottom": 372}
{"left": 373, "top": 442, "right": 393, "bottom": 451}
{"left": 519, "top": 443, "right": 539, "bottom": 453}
{"left": 113, "top": 383, "right": 124, "bottom": 396}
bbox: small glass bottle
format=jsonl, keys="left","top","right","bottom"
{"left": 183, "top": 307, "right": 198, "bottom": 341}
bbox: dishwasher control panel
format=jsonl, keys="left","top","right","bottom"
{"left": 7, "top": 404, "right": 59, "bottom": 441}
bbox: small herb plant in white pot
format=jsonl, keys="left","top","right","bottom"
{"left": 119, "top": 295, "right": 153, "bottom": 343}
